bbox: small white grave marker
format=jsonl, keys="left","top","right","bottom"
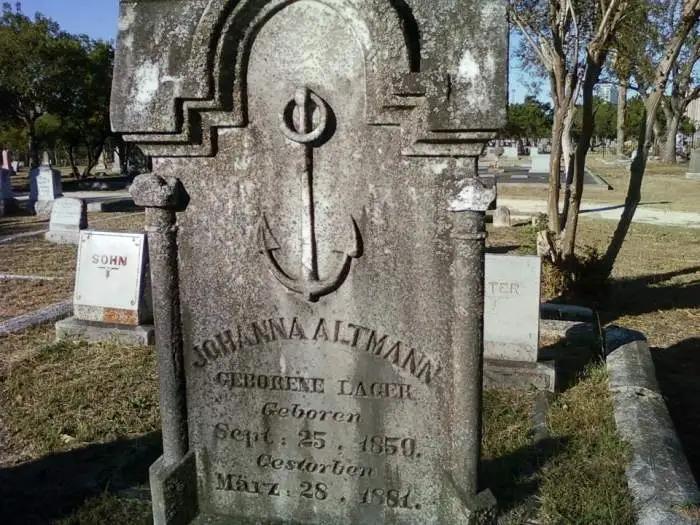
{"left": 57, "top": 230, "right": 154, "bottom": 345}
{"left": 73, "top": 231, "right": 152, "bottom": 325}
{"left": 45, "top": 198, "right": 87, "bottom": 244}
{"left": 484, "top": 254, "right": 541, "bottom": 362}
{"left": 529, "top": 153, "right": 551, "bottom": 174}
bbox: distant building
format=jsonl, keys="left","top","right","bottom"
{"left": 594, "top": 84, "right": 619, "bottom": 105}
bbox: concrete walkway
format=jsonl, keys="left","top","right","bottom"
{"left": 500, "top": 198, "right": 700, "bottom": 229}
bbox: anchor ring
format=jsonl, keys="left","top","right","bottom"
{"left": 279, "top": 88, "right": 328, "bottom": 144}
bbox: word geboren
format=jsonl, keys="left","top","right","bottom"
{"left": 192, "top": 317, "right": 441, "bottom": 386}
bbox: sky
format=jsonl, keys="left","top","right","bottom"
{"left": 18, "top": 0, "right": 535, "bottom": 103}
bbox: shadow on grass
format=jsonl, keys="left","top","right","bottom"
{"left": 481, "top": 436, "right": 569, "bottom": 515}
{"left": 486, "top": 245, "right": 521, "bottom": 254}
{"left": 0, "top": 431, "right": 160, "bottom": 524}
{"left": 599, "top": 267, "right": 700, "bottom": 324}
{"left": 650, "top": 337, "right": 700, "bottom": 483}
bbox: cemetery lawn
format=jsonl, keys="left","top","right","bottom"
{"left": 0, "top": 329, "right": 630, "bottom": 523}
{"left": 488, "top": 217, "right": 700, "bottom": 485}
{"left": 499, "top": 154, "right": 697, "bottom": 213}
{"left": 0, "top": 212, "right": 146, "bottom": 320}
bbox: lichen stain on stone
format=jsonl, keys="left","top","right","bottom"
{"left": 456, "top": 50, "right": 480, "bottom": 83}
{"left": 133, "top": 61, "right": 161, "bottom": 112}
{"left": 118, "top": 4, "right": 137, "bottom": 32}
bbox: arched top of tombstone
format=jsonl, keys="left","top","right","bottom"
{"left": 112, "top": 0, "right": 415, "bottom": 142}
{"left": 112, "top": 0, "right": 507, "bottom": 158}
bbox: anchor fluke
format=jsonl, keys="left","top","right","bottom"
{"left": 259, "top": 214, "right": 362, "bottom": 302}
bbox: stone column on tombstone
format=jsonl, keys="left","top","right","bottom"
{"left": 29, "top": 151, "right": 63, "bottom": 214}
{"left": 113, "top": 1, "right": 507, "bottom": 524}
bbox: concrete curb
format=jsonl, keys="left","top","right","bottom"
{"left": 0, "top": 300, "right": 72, "bottom": 335}
{"left": 607, "top": 339, "right": 700, "bottom": 524}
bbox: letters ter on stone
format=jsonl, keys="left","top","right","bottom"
{"left": 112, "top": 1, "right": 506, "bottom": 524}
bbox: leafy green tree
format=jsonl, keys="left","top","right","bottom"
{"left": 0, "top": 3, "right": 83, "bottom": 166}
{"left": 506, "top": 96, "right": 554, "bottom": 139}
{"left": 57, "top": 37, "right": 114, "bottom": 177}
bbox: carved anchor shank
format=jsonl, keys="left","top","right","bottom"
{"left": 259, "top": 87, "right": 361, "bottom": 302}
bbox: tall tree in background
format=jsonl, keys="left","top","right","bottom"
{"left": 602, "top": 0, "right": 700, "bottom": 274}
{"left": 58, "top": 37, "right": 114, "bottom": 177}
{"left": 505, "top": 96, "right": 555, "bottom": 139}
{"left": 0, "top": 3, "right": 79, "bottom": 166}
{"left": 509, "top": 0, "right": 589, "bottom": 234}
{"left": 661, "top": 29, "right": 700, "bottom": 162}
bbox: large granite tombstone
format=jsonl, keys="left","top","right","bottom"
{"left": 30, "top": 152, "right": 63, "bottom": 214}
{"left": 56, "top": 230, "right": 154, "bottom": 345}
{"left": 113, "top": 1, "right": 507, "bottom": 524}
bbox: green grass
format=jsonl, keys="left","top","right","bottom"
{"left": 0, "top": 329, "right": 631, "bottom": 524}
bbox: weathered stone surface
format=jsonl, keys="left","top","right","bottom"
{"left": 607, "top": 341, "right": 700, "bottom": 524}
{"left": 55, "top": 317, "right": 155, "bottom": 345}
{"left": 492, "top": 206, "right": 511, "bottom": 227}
{"left": 529, "top": 153, "right": 551, "bottom": 174}
{"left": 114, "top": 1, "right": 507, "bottom": 523}
{"left": 30, "top": 153, "right": 63, "bottom": 214}
{"left": 45, "top": 197, "right": 87, "bottom": 244}
{"left": 0, "top": 300, "right": 72, "bottom": 335}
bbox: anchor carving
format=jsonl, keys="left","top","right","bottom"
{"left": 259, "top": 87, "right": 362, "bottom": 302}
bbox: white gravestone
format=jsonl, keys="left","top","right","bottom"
{"left": 483, "top": 254, "right": 554, "bottom": 390}
{"left": 529, "top": 153, "right": 551, "bottom": 174}
{"left": 56, "top": 231, "right": 154, "bottom": 345}
{"left": 484, "top": 254, "right": 541, "bottom": 361}
{"left": 30, "top": 152, "right": 63, "bottom": 214}
{"left": 502, "top": 146, "right": 518, "bottom": 159}
{"left": 111, "top": 148, "right": 121, "bottom": 173}
{"left": 45, "top": 198, "right": 87, "bottom": 244}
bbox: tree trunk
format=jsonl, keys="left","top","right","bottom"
{"left": 662, "top": 112, "right": 681, "bottom": 163}
{"left": 67, "top": 145, "right": 79, "bottom": 178}
{"left": 562, "top": 61, "right": 600, "bottom": 258}
{"left": 616, "top": 80, "right": 627, "bottom": 156}
{"left": 560, "top": 106, "right": 576, "bottom": 229}
{"left": 26, "top": 118, "right": 39, "bottom": 168}
{"left": 548, "top": 107, "right": 566, "bottom": 233}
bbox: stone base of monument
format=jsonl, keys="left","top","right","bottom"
{"left": 45, "top": 230, "right": 81, "bottom": 244}
{"left": 686, "top": 172, "right": 700, "bottom": 180}
{"left": 150, "top": 452, "right": 199, "bottom": 525}
{"left": 484, "top": 359, "right": 556, "bottom": 392}
{"left": 55, "top": 316, "right": 154, "bottom": 345}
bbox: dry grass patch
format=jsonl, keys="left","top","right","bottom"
{"left": 0, "top": 339, "right": 159, "bottom": 459}
{"left": 538, "top": 366, "right": 633, "bottom": 524}
{"left": 0, "top": 279, "right": 73, "bottom": 321}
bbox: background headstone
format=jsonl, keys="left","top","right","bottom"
{"left": 45, "top": 197, "right": 87, "bottom": 244}
{"left": 502, "top": 145, "right": 519, "bottom": 159}
{"left": 56, "top": 231, "right": 154, "bottom": 345}
{"left": 686, "top": 149, "right": 700, "bottom": 180}
{"left": 484, "top": 254, "right": 541, "bottom": 362}
{"left": 0, "top": 149, "right": 18, "bottom": 216}
{"left": 95, "top": 151, "right": 107, "bottom": 171}
{"left": 529, "top": 153, "right": 551, "bottom": 174}
{"left": 30, "top": 151, "right": 63, "bottom": 214}
{"left": 493, "top": 205, "right": 511, "bottom": 227}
